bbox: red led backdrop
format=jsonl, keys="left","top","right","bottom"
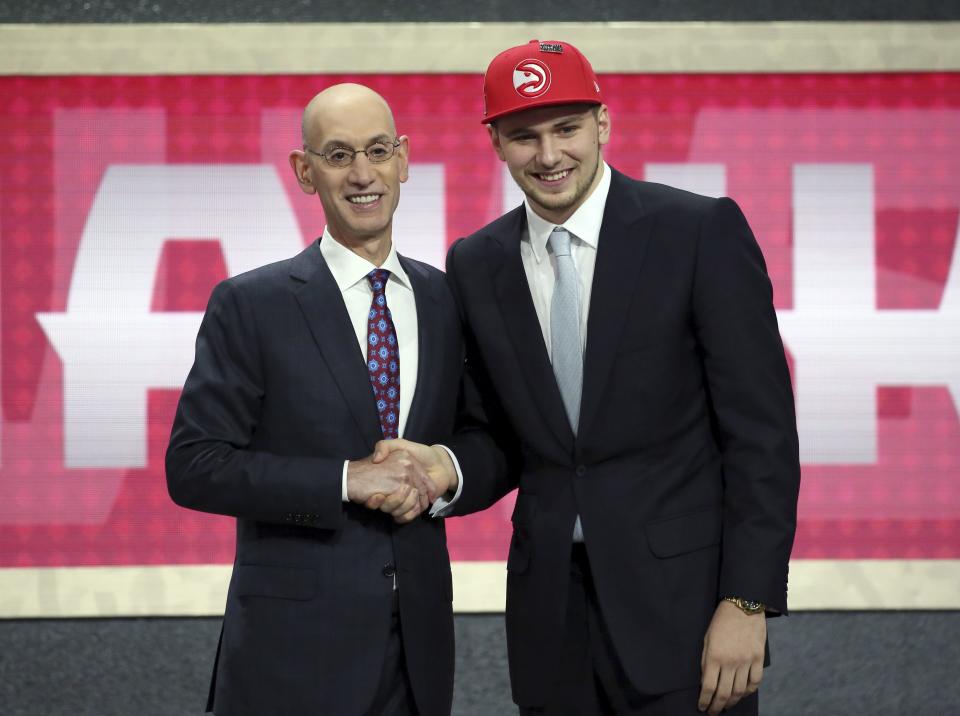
{"left": 0, "top": 73, "right": 958, "bottom": 568}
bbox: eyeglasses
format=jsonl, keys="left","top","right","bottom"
{"left": 305, "top": 138, "right": 401, "bottom": 168}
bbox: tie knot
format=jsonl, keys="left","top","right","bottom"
{"left": 549, "top": 227, "right": 572, "bottom": 257}
{"left": 367, "top": 268, "right": 390, "bottom": 294}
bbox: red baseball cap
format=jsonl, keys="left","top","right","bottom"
{"left": 482, "top": 39, "right": 603, "bottom": 124}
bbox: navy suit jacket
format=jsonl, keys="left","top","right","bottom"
{"left": 167, "top": 240, "right": 462, "bottom": 716}
{"left": 446, "top": 168, "right": 801, "bottom": 707}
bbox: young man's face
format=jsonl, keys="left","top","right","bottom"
{"left": 490, "top": 103, "right": 610, "bottom": 224}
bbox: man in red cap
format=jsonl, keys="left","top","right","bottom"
{"left": 376, "top": 40, "right": 800, "bottom": 715}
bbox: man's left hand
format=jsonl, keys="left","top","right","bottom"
{"left": 698, "top": 600, "right": 766, "bottom": 714}
{"left": 365, "top": 439, "right": 458, "bottom": 523}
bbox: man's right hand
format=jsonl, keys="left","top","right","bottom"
{"left": 346, "top": 450, "right": 437, "bottom": 519}
{"left": 371, "top": 439, "right": 458, "bottom": 496}
{"left": 363, "top": 440, "right": 459, "bottom": 523}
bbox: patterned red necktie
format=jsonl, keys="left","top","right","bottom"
{"left": 366, "top": 269, "right": 400, "bottom": 439}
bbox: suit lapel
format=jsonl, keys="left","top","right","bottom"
{"left": 290, "top": 242, "right": 383, "bottom": 450}
{"left": 492, "top": 208, "right": 576, "bottom": 452}
{"left": 398, "top": 255, "right": 438, "bottom": 442}
{"left": 579, "top": 170, "right": 654, "bottom": 437}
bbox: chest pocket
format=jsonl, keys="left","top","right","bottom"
{"left": 645, "top": 506, "right": 722, "bottom": 559}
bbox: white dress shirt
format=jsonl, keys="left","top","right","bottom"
{"left": 522, "top": 162, "right": 612, "bottom": 541}
{"left": 522, "top": 161, "right": 612, "bottom": 357}
{"left": 434, "top": 163, "right": 612, "bottom": 521}
{"left": 321, "top": 229, "right": 419, "bottom": 501}
{"left": 321, "top": 229, "right": 464, "bottom": 508}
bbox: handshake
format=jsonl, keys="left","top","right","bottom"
{"left": 346, "top": 439, "right": 459, "bottom": 523}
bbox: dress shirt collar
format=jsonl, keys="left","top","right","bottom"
{"left": 524, "top": 161, "right": 612, "bottom": 264}
{"left": 319, "top": 227, "right": 411, "bottom": 293}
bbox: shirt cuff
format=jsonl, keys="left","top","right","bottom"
{"left": 341, "top": 460, "right": 350, "bottom": 502}
{"left": 429, "top": 445, "right": 463, "bottom": 517}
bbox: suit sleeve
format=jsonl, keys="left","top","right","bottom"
{"left": 165, "top": 279, "right": 345, "bottom": 530}
{"left": 692, "top": 197, "right": 801, "bottom": 615}
{"left": 442, "top": 238, "right": 522, "bottom": 516}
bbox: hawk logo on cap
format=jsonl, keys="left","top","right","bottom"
{"left": 512, "top": 59, "right": 551, "bottom": 99}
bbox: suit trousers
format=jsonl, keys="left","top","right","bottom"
{"left": 520, "top": 544, "right": 759, "bottom": 716}
{"left": 365, "top": 596, "right": 419, "bottom": 716}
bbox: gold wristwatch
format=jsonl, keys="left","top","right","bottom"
{"left": 723, "top": 596, "right": 766, "bottom": 615}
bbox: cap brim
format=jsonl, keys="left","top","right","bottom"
{"left": 481, "top": 97, "right": 602, "bottom": 124}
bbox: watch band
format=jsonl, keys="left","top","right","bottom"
{"left": 723, "top": 596, "right": 766, "bottom": 615}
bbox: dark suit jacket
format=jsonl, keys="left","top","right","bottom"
{"left": 166, "top": 240, "right": 462, "bottom": 716}
{"left": 446, "top": 169, "right": 801, "bottom": 707}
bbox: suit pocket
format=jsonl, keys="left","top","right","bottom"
{"left": 234, "top": 564, "right": 318, "bottom": 600}
{"left": 645, "top": 506, "right": 722, "bottom": 559}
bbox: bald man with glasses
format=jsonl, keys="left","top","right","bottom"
{"left": 167, "top": 83, "right": 462, "bottom": 716}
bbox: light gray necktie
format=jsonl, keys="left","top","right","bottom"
{"left": 548, "top": 226, "right": 585, "bottom": 542}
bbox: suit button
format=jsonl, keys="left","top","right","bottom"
{"left": 382, "top": 563, "right": 396, "bottom": 578}
{"left": 575, "top": 465, "right": 587, "bottom": 477}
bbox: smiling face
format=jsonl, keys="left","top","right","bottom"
{"left": 490, "top": 103, "right": 610, "bottom": 225}
{"left": 289, "top": 84, "right": 408, "bottom": 255}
